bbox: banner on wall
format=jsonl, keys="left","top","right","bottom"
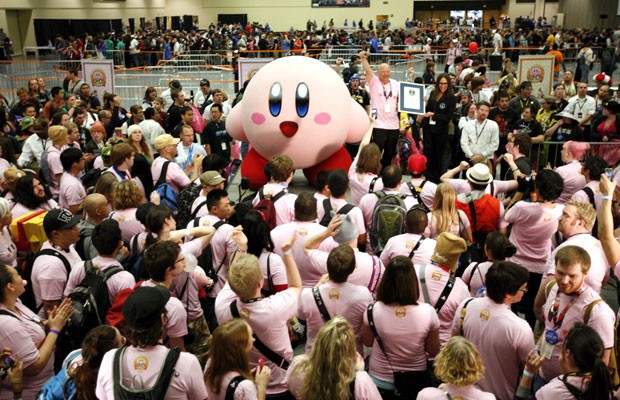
{"left": 81, "top": 59, "right": 115, "bottom": 106}
{"left": 517, "top": 55, "right": 555, "bottom": 98}
{"left": 238, "top": 58, "right": 273, "bottom": 89}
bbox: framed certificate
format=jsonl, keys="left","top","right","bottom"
{"left": 398, "top": 82, "right": 425, "bottom": 115}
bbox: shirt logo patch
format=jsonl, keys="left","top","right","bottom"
{"left": 134, "top": 356, "right": 148, "bottom": 371}
{"left": 479, "top": 308, "right": 491, "bottom": 321}
{"left": 328, "top": 288, "right": 340, "bottom": 300}
{"left": 431, "top": 271, "right": 443, "bottom": 281}
{"left": 239, "top": 308, "right": 251, "bottom": 319}
{"left": 298, "top": 228, "right": 308, "bottom": 236}
{"left": 544, "top": 213, "right": 552, "bottom": 222}
{"left": 405, "top": 241, "right": 415, "bottom": 250}
{"left": 395, "top": 306, "right": 407, "bottom": 318}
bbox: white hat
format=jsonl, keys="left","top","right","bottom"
{"left": 466, "top": 163, "right": 493, "bottom": 185}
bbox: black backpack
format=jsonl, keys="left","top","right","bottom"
{"left": 176, "top": 183, "right": 203, "bottom": 228}
{"left": 112, "top": 347, "right": 180, "bottom": 400}
{"left": 67, "top": 261, "right": 123, "bottom": 347}
{"left": 123, "top": 234, "right": 148, "bottom": 281}
{"left": 21, "top": 249, "right": 71, "bottom": 312}
{"left": 319, "top": 199, "right": 354, "bottom": 227}
{"left": 196, "top": 220, "right": 227, "bottom": 291}
{"left": 225, "top": 376, "right": 247, "bottom": 400}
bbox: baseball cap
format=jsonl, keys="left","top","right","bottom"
{"left": 169, "top": 79, "right": 182, "bottom": 90}
{"left": 43, "top": 208, "right": 82, "bottom": 236}
{"left": 154, "top": 134, "right": 181, "bottom": 150}
{"left": 408, "top": 155, "right": 427, "bottom": 175}
{"left": 200, "top": 171, "right": 226, "bottom": 186}
{"left": 122, "top": 286, "right": 170, "bottom": 330}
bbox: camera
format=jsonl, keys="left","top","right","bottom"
{"left": 605, "top": 168, "right": 613, "bottom": 180}
{"left": 0, "top": 353, "right": 15, "bottom": 369}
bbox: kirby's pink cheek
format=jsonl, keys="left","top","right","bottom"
{"left": 252, "top": 113, "right": 266, "bottom": 125}
{"left": 314, "top": 112, "right": 331, "bottom": 125}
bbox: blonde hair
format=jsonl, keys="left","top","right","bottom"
{"left": 431, "top": 183, "right": 459, "bottom": 235}
{"left": 228, "top": 254, "right": 263, "bottom": 299}
{"left": 566, "top": 200, "right": 596, "bottom": 232}
{"left": 434, "top": 336, "right": 485, "bottom": 387}
{"left": 112, "top": 180, "right": 144, "bottom": 210}
{"left": 295, "top": 317, "right": 357, "bottom": 399}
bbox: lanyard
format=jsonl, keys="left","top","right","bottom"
{"left": 382, "top": 83, "right": 392, "bottom": 99}
{"left": 113, "top": 166, "right": 127, "bottom": 180}
{"left": 519, "top": 98, "right": 530, "bottom": 110}
{"left": 547, "top": 286, "right": 585, "bottom": 329}
{"left": 475, "top": 120, "right": 488, "bottom": 141}
{"left": 181, "top": 145, "right": 194, "bottom": 170}
{"left": 241, "top": 297, "right": 264, "bottom": 304}
{"left": 576, "top": 99, "right": 587, "bottom": 112}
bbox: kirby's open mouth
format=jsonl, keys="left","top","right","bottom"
{"left": 279, "top": 121, "right": 298, "bottom": 137}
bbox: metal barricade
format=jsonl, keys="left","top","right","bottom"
{"left": 532, "top": 141, "right": 620, "bottom": 170}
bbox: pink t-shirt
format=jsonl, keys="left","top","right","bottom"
{"left": 368, "top": 76, "right": 399, "bottom": 130}
{"left": 171, "top": 270, "right": 203, "bottom": 321}
{"left": 259, "top": 251, "right": 287, "bottom": 293}
{"left": 417, "top": 383, "right": 495, "bottom": 400}
{"left": 0, "top": 226, "right": 17, "bottom": 267}
{"left": 0, "top": 300, "right": 54, "bottom": 400}
{"left": 298, "top": 281, "right": 373, "bottom": 353}
{"left": 461, "top": 261, "right": 493, "bottom": 297}
{"left": 308, "top": 249, "right": 384, "bottom": 294}
{"left": 359, "top": 190, "right": 417, "bottom": 236}
{"left": 151, "top": 156, "right": 190, "bottom": 194}
{"left": 452, "top": 297, "right": 535, "bottom": 400}
{"left": 424, "top": 210, "right": 471, "bottom": 240}
{"left": 252, "top": 183, "right": 297, "bottom": 226}
{"left": 414, "top": 264, "right": 470, "bottom": 346}
{"left": 399, "top": 178, "right": 437, "bottom": 211}
{"left": 109, "top": 208, "right": 145, "bottom": 244}
{"left": 205, "top": 370, "right": 258, "bottom": 400}
{"left": 571, "top": 180, "right": 602, "bottom": 210}
{"left": 363, "top": 301, "right": 440, "bottom": 381}
{"left": 32, "top": 241, "right": 83, "bottom": 313}
{"left": 63, "top": 256, "right": 136, "bottom": 304}
{"left": 348, "top": 155, "right": 384, "bottom": 205}
{"left": 318, "top": 197, "right": 366, "bottom": 236}
{"left": 505, "top": 201, "right": 564, "bottom": 274}
{"left": 10, "top": 199, "right": 58, "bottom": 219}
{"left": 47, "top": 145, "right": 64, "bottom": 196}
{"left": 545, "top": 233, "right": 610, "bottom": 293}
{"left": 96, "top": 345, "right": 207, "bottom": 400}
{"left": 59, "top": 171, "right": 86, "bottom": 209}
{"left": 141, "top": 280, "right": 188, "bottom": 339}
{"left": 379, "top": 233, "right": 436, "bottom": 267}
{"left": 190, "top": 215, "right": 236, "bottom": 297}
{"left": 536, "top": 375, "right": 589, "bottom": 399}
{"left": 540, "top": 284, "right": 615, "bottom": 381}
{"left": 271, "top": 220, "right": 329, "bottom": 288}
{"left": 215, "top": 284, "right": 299, "bottom": 395}
{"left": 286, "top": 357, "right": 382, "bottom": 400}
{"left": 556, "top": 161, "right": 586, "bottom": 204}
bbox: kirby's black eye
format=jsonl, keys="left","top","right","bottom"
{"left": 296, "top": 83, "right": 309, "bottom": 118}
{"left": 269, "top": 82, "right": 282, "bottom": 117}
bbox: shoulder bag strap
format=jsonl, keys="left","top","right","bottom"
{"left": 434, "top": 275, "right": 456, "bottom": 314}
{"left": 584, "top": 299, "right": 604, "bottom": 324}
{"left": 466, "top": 262, "right": 480, "bottom": 291}
{"left": 366, "top": 303, "right": 395, "bottom": 371}
{"left": 267, "top": 254, "right": 274, "bottom": 294}
{"left": 338, "top": 203, "right": 355, "bottom": 215}
{"left": 131, "top": 234, "right": 140, "bottom": 257}
{"left": 38, "top": 248, "right": 71, "bottom": 279}
{"left": 225, "top": 376, "right": 247, "bottom": 400}
{"left": 367, "top": 256, "right": 381, "bottom": 293}
{"left": 459, "top": 298, "right": 475, "bottom": 336}
{"left": 190, "top": 200, "right": 208, "bottom": 220}
{"left": 271, "top": 189, "right": 287, "bottom": 203}
{"left": 229, "top": 301, "right": 290, "bottom": 370}
{"left": 312, "top": 287, "right": 331, "bottom": 321}
{"left": 408, "top": 237, "right": 425, "bottom": 259}
{"left": 369, "top": 176, "right": 378, "bottom": 193}
{"left": 0, "top": 310, "right": 19, "bottom": 320}
{"left": 156, "top": 161, "right": 170, "bottom": 187}
{"left": 419, "top": 264, "right": 431, "bottom": 304}
{"left": 468, "top": 198, "right": 477, "bottom": 230}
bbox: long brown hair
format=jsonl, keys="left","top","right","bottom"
{"left": 71, "top": 325, "right": 120, "bottom": 400}
{"left": 355, "top": 143, "right": 382, "bottom": 175}
{"left": 204, "top": 319, "right": 254, "bottom": 394}
{"left": 433, "top": 73, "right": 454, "bottom": 101}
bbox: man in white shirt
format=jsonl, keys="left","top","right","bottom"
{"left": 202, "top": 89, "right": 231, "bottom": 124}
{"left": 460, "top": 101, "right": 500, "bottom": 163}
{"left": 139, "top": 107, "right": 165, "bottom": 155}
{"left": 161, "top": 79, "right": 182, "bottom": 112}
{"left": 548, "top": 82, "right": 595, "bottom": 138}
{"left": 194, "top": 79, "right": 212, "bottom": 110}
{"left": 17, "top": 118, "right": 51, "bottom": 170}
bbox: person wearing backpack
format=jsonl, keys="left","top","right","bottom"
{"left": 452, "top": 262, "right": 534, "bottom": 400}
{"left": 414, "top": 232, "right": 470, "bottom": 348}
{"left": 58, "top": 147, "right": 87, "bottom": 215}
{"left": 305, "top": 214, "right": 385, "bottom": 295}
{"left": 151, "top": 134, "right": 204, "bottom": 210}
{"left": 318, "top": 169, "right": 365, "bottom": 245}
{"left": 298, "top": 244, "right": 373, "bottom": 354}
{"left": 380, "top": 206, "right": 437, "bottom": 267}
{"left": 358, "top": 165, "right": 417, "bottom": 254}
{"left": 533, "top": 246, "right": 615, "bottom": 396}
{"left": 215, "top": 229, "right": 301, "bottom": 398}
{"left": 0, "top": 263, "right": 74, "bottom": 399}
{"left": 399, "top": 155, "right": 437, "bottom": 211}
{"left": 31, "top": 208, "right": 83, "bottom": 318}
{"left": 182, "top": 170, "right": 226, "bottom": 224}
{"left": 95, "top": 286, "right": 208, "bottom": 399}
{"left": 43, "top": 125, "right": 69, "bottom": 200}
{"left": 76, "top": 193, "right": 111, "bottom": 260}
{"left": 204, "top": 319, "right": 272, "bottom": 400}
{"left": 251, "top": 155, "right": 297, "bottom": 227}
{"left": 570, "top": 156, "right": 607, "bottom": 233}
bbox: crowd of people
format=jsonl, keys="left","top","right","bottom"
{"left": 3, "top": 16, "right": 620, "bottom": 400}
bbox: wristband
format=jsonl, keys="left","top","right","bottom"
{"left": 602, "top": 195, "right": 613, "bottom": 200}
{"left": 522, "top": 369, "right": 534, "bottom": 378}
{"left": 49, "top": 329, "right": 60, "bottom": 335}
{"left": 283, "top": 249, "right": 292, "bottom": 256}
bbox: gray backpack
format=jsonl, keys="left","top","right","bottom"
{"left": 369, "top": 191, "right": 408, "bottom": 255}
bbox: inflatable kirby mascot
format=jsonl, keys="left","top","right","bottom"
{"left": 227, "top": 56, "right": 370, "bottom": 189}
